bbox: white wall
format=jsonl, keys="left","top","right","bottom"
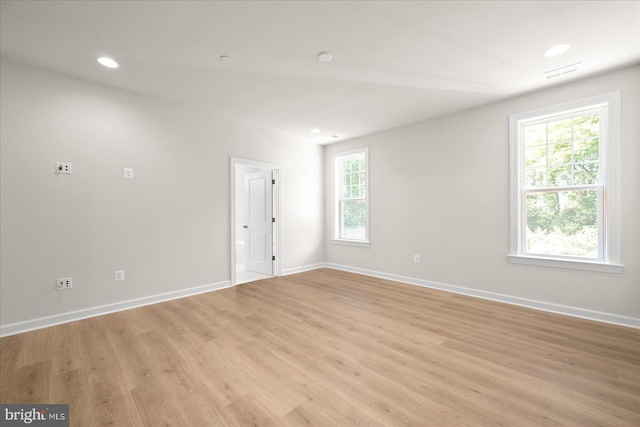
{"left": 325, "top": 66, "right": 640, "bottom": 320}
{"left": 0, "top": 58, "right": 324, "bottom": 326}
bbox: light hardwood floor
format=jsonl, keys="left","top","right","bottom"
{"left": 1, "top": 268, "right": 639, "bottom": 426}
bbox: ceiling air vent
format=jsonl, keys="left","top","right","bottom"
{"left": 543, "top": 62, "right": 582, "bottom": 80}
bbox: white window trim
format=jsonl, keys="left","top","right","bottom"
{"left": 332, "top": 147, "right": 370, "bottom": 246}
{"left": 508, "top": 92, "right": 622, "bottom": 273}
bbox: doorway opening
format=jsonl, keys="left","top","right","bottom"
{"left": 230, "top": 157, "right": 281, "bottom": 286}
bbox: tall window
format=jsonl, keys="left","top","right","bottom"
{"left": 333, "top": 148, "right": 369, "bottom": 244}
{"left": 509, "top": 93, "right": 621, "bottom": 273}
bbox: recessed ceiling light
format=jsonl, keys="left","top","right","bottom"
{"left": 544, "top": 44, "right": 571, "bottom": 58}
{"left": 311, "top": 128, "right": 321, "bottom": 133}
{"left": 97, "top": 57, "right": 119, "bottom": 68}
{"left": 317, "top": 51, "right": 333, "bottom": 62}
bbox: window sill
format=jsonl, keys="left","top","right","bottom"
{"left": 331, "top": 238, "right": 370, "bottom": 247}
{"left": 508, "top": 255, "right": 623, "bottom": 273}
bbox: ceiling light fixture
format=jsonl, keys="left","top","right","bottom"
{"left": 317, "top": 51, "right": 333, "bottom": 62}
{"left": 97, "top": 57, "right": 119, "bottom": 68}
{"left": 311, "top": 128, "right": 321, "bottom": 133}
{"left": 544, "top": 44, "right": 571, "bottom": 58}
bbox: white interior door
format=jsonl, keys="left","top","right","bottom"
{"left": 244, "top": 170, "right": 273, "bottom": 275}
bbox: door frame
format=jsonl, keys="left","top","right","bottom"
{"left": 230, "top": 157, "right": 282, "bottom": 286}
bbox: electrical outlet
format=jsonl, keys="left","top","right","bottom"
{"left": 413, "top": 255, "right": 421, "bottom": 264}
{"left": 123, "top": 168, "right": 134, "bottom": 179}
{"left": 56, "top": 162, "right": 72, "bottom": 174}
{"left": 115, "top": 270, "right": 125, "bottom": 281}
{"left": 305, "top": 246, "right": 310, "bottom": 254}
{"left": 57, "top": 277, "right": 72, "bottom": 290}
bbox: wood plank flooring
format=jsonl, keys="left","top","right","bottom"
{"left": 1, "top": 268, "right": 639, "bottom": 426}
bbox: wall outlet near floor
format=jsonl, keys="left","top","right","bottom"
{"left": 413, "top": 255, "right": 421, "bottom": 264}
{"left": 57, "top": 277, "right": 73, "bottom": 290}
{"left": 115, "top": 270, "right": 125, "bottom": 282}
{"left": 123, "top": 168, "right": 134, "bottom": 179}
{"left": 56, "top": 162, "right": 72, "bottom": 174}
{"left": 305, "top": 246, "right": 310, "bottom": 254}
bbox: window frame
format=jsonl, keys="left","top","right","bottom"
{"left": 508, "top": 92, "right": 622, "bottom": 273}
{"left": 332, "top": 148, "right": 370, "bottom": 246}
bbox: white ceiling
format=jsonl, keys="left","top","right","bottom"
{"left": 1, "top": 1, "right": 638, "bottom": 144}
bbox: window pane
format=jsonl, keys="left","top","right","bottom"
{"left": 525, "top": 145, "right": 546, "bottom": 169}
{"left": 574, "top": 137, "right": 599, "bottom": 162}
{"left": 340, "top": 200, "right": 366, "bottom": 240}
{"left": 344, "top": 159, "right": 352, "bottom": 174}
{"left": 351, "top": 185, "right": 359, "bottom": 199}
{"left": 548, "top": 164, "right": 572, "bottom": 186}
{"left": 548, "top": 141, "right": 572, "bottom": 166}
{"left": 574, "top": 162, "right": 599, "bottom": 185}
{"left": 573, "top": 114, "right": 599, "bottom": 140}
{"left": 525, "top": 166, "right": 546, "bottom": 188}
{"left": 524, "top": 123, "right": 545, "bottom": 146}
{"left": 342, "top": 175, "right": 350, "bottom": 187}
{"left": 525, "top": 189, "right": 598, "bottom": 258}
{"left": 351, "top": 172, "right": 359, "bottom": 186}
{"left": 547, "top": 118, "right": 572, "bottom": 143}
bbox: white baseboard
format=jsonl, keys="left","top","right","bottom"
{"left": 282, "top": 263, "right": 326, "bottom": 276}
{"left": 0, "top": 280, "right": 232, "bottom": 338}
{"left": 324, "top": 263, "right": 640, "bottom": 329}
{"left": 3, "top": 263, "right": 637, "bottom": 337}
